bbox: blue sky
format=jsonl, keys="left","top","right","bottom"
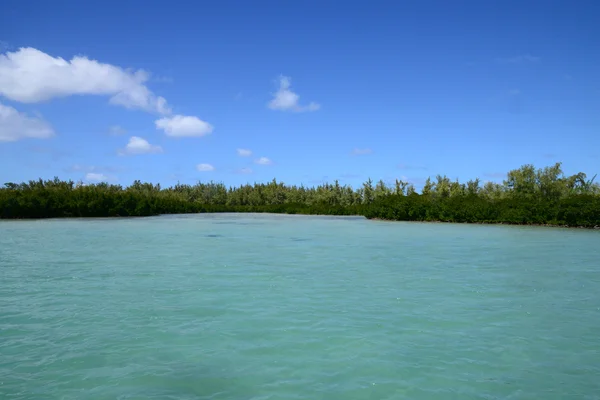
{"left": 1, "top": 0, "right": 599, "bottom": 189}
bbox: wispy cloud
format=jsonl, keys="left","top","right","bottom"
{"left": 255, "top": 157, "right": 273, "bottom": 165}
{"left": 496, "top": 54, "right": 540, "bottom": 64}
{"left": 267, "top": 75, "right": 320, "bottom": 112}
{"left": 236, "top": 167, "right": 253, "bottom": 174}
{"left": 108, "top": 125, "right": 127, "bottom": 136}
{"left": 351, "top": 148, "right": 373, "bottom": 156}
{"left": 237, "top": 148, "right": 252, "bottom": 157}
{"left": 196, "top": 163, "right": 215, "bottom": 172}
{"left": 397, "top": 163, "right": 427, "bottom": 171}
{"left": 508, "top": 89, "right": 521, "bottom": 96}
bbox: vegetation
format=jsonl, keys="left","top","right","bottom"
{"left": 1, "top": 162, "right": 599, "bottom": 228}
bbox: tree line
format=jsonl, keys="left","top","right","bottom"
{"left": 1, "top": 162, "right": 599, "bottom": 228}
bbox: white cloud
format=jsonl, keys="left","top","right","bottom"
{"left": 0, "top": 47, "right": 171, "bottom": 114}
{"left": 238, "top": 167, "right": 253, "bottom": 174}
{"left": 237, "top": 148, "right": 252, "bottom": 157}
{"left": 85, "top": 172, "right": 108, "bottom": 182}
{"left": 1, "top": 48, "right": 216, "bottom": 139}
{"left": 0, "top": 102, "right": 54, "bottom": 142}
{"left": 108, "top": 125, "right": 127, "bottom": 135}
{"left": 196, "top": 163, "right": 215, "bottom": 172}
{"left": 155, "top": 114, "right": 213, "bottom": 137}
{"left": 267, "top": 75, "right": 320, "bottom": 112}
{"left": 255, "top": 157, "right": 272, "bottom": 165}
{"left": 118, "top": 136, "right": 162, "bottom": 155}
{"left": 351, "top": 148, "right": 373, "bottom": 155}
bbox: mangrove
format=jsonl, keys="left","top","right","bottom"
{"left": 1, "top": 162, "right": 599, "bottom": 228}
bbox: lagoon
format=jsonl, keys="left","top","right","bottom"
{"left": 1, "top": 214, "right": 599, "bottom": 399}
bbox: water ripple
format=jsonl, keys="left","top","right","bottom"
{"left": 1, "top": 216, "right": 600, "bottom": 399}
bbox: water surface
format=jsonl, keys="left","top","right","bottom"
{"left": 1, "top": 214, "right": 599, "bottom": 399}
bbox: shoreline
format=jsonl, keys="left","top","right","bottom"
{"left": 2, "top": 212, "right": 599, "bottom": 230}
{"left": 367, "top": 217, "right": 600, "bottom": 230}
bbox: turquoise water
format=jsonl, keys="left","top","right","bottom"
{"left": 1, "top": 214, "right": 599, "bottom": 399}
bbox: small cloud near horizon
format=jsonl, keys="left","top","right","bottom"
{"left": 85, "top": 172, "right": 110, "bottom": 182}
{"left": 255, "top": 157, "right": 272, "bottom": 165}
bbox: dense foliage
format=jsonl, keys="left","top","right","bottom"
{"left": 1, "top": 162, "right": 599, "bottom": 228}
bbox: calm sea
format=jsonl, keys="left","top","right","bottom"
{"left": 1, "top": 214, "right": 599, "bottom": 399}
